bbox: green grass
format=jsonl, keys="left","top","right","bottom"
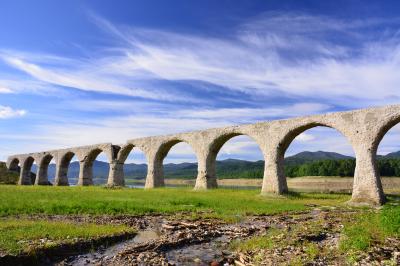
{"left": 0, "top": 219, "right": 135, "bottom": 255}
{"left": 340, "top": 205, "right": 400, "bottom": 253}
{"left": 0, "top": 185, "right": 349, "bottom": 219}
{"left": 230, "top": 228, "right": 281, "bottom": 251}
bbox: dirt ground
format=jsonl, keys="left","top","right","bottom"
{"left": 3, "top": 208, "right": 399, "bottom": 266}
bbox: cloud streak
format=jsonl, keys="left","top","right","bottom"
{"left": 0, "top": 105, "right": 26, "bottom": 119}
{"left": 2, "top": 12, "right": 400, "bottom": 106}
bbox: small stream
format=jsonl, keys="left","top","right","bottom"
{"left": 60, "top": 231, "right": 232, "bottom": 265}
{"left": 58, "top": 216, "right": 269, "bottom": 266}
{"left": 61, "top": 230, "right": 161, "bottom": 265}
{"left": 165, "top": 235, "right": 233, "bottom": 265}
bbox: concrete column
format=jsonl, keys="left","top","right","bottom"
{"left": 194, "top": 154, "right": 218, "bottom": 190}
{"left": 35, "top": 163, "right": 49, "bottom": 185}
{"left": 78, "top": 160, "right": 94, "bottom": 186}
{"left": 54, "top": 161, "right": 69, "bottom": 186}
{"left": 19, "top": 163, "right": 32, "bottom": 185}
{"left": 261, "top": 148, "right": 288, "bottom": 195}
{"left": 350, "top": 146, "right": 385, "bottom": 206}
{"left": 107, "top": 161, "right": 125, "bottom": 186}
{"left": 145, "top": 159, "right": 164, "bottom": 188}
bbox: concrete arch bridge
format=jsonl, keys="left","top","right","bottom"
{"left": 7, "top": 105, "right": 400, "bottom": 206}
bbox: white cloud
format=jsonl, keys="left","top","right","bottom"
{"left": 178, "top": 103, "right": 330, "bottom": 121}
{"left": 0, "top": 105, "right": 26, "bottom": 119}
{"left": 1, "top": 56, "right": 167, "bottom": 100}
{"left": 219, "top": 138, "right": 262, "bottom": 156}
{"left": 296, "top": 133, "right": 316, "bottom": 142}
{"left": 0, "top": 86, "right": 13, "bottom": 93}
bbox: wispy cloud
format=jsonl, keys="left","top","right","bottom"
{"left": 0, "top": 105, "right": 26, "bottom": 119}
{"left": 86, "top": 12, "right": 400, "bottom": 105}
{"left": 178, "top": 103, "right": 330, "bottom": 121}
{"left": 0, "top": 86, "right": 13, "bottom": 93}
{"left": 2, "top": 12, "right": 400, "bottom": 106}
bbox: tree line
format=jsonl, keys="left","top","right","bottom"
{"left": 286, "top": 158, "right": 400, "bottom": 177}
{"left": 217, "top": 158, "right": 400, "bottom": 179}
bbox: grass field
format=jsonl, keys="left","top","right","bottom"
{"left": 0, "top": 185, "right": 351, "bottom": 218}
{"left": 0, "top": 185, "right": 399, "bottom": 261}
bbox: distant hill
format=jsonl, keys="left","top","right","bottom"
{"left": 383, "top": 151, "right": 400, "bottom": 158}
{"left": 285, "top": 151, "right": 354, "bottom": 166}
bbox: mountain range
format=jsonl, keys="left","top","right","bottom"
{"left": 29, "top": 150, "right": 400, "bottom": 183}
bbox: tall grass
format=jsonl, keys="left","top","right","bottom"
{"left": 340, "top": 205, "right": 400, "bottom": 253}
{"left": 0, "top": 185, "right": 349, "bottom": 218}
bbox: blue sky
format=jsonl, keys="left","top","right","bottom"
{"left": 1, "top": 0, "right": 400, "bottom": 163}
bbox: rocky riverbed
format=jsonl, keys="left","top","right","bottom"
{"left": 2, "top": 208, "right": 400, "bottom": 266}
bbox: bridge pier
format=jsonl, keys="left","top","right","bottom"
{"left": 78, "top": 160, "right": 94, "bottom": 186}
{"left": 54, "top": 161, "right": 69, "bottom": 186}
{"left": 194, "top": 154, "right": 218, "bottom": 190}
{"left": 350, "top": 147, "right": 386, "bottom": 206}
{"left": 19, "top": 167, "right": 32, "bottom": 185}
{"left": 261, "top": 152, "right": 288, "bottom": 195}
{"left": 145, "top": 160, "right": 165, "bottom": 188}
{"left": 19, "top": 158, "right": 34, "bottom": 185}
{"left": 107, "top": 161, "right": 125, "bottom": 186}
{"left": 35, "top": 164, "right": 49, "bottom": 185}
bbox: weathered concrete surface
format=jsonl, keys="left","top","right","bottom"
{"left": 7, "top": 104, "right": 400, "bottom": 206}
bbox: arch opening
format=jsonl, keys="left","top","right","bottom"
{"left": 8, "top": 158, "right": 20, "bottom": 172}
{"left": 283, "top": 126, "right": 355, "bottom": 193}
{"left": 123, "top": 146, "right": 148, "bottom": 188}
{"left": 85, "top": 149, "right": 110, "bottom": 186}
{"left": 376, "top": 122, "right": 400, "bottom": 196}
{"left": 60, "top": 152, "right": 77, "bottom": 185}
{"left": 31, "top": 154, "right": 54, "bottom": 185}
{"left": 160, "top": 140, "right": 198, "bottom": 187}
{"left": 47, "top": 157, "right": 56, "bottom": 185}
{"left": 6, "top": 158, "right": 20, "bottom": 184}
{"left": 214, "top": 134, "right": 264, "bottom": 189}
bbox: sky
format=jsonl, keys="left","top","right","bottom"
{"left": 1, "top": 0, "right": 400, "bottom": 164}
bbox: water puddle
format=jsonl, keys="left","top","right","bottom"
{"left": 165, "top": 235, "right": 233, "bottom": 265}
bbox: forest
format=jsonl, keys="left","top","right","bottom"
{"left": 217, "top": 158, "right": 400, "bottom": 179}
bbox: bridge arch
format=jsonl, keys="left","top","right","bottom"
{"left": 194, "top": 130, "right": 267, "bottom": 190}
{"left": 272, "top": 121, "right": 355, "bottom": 193}
{"left": 78, "top": 148, "right": 110, "bottom": 186}
{"left": 373, "top": 114, "right": 400, "bottom": 155}
{"left": 148, "top": 138, "right": 199, "bottom": 188}
{"left": 8, "top": 157, "right": 20, "bottom": 172}
{"left": 108, "top": 144, "right": 148, "bottom": 187}
{"left": 54, "top": 151, "right": 76, "bottom": 186}
{"left": 373, "top": 113, "right": 400, "bottom": 196}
